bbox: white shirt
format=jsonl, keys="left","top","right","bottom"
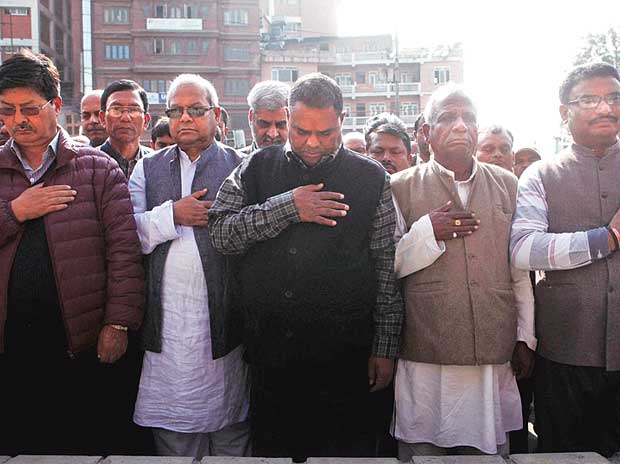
{"left": 392, "top": 159, "right": 536, "bottom": 453}
{"left": 129, "top": 149, "right": 249, "bottom": 433}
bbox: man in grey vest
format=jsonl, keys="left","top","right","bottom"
{"left": 391, "top": 84, "right": 536, "bottom": 459}
{"left": 128, "top": 74, "right": 249, "bottom": 459}
{"left": 511, "top": 62, "right": 620, "bottom": 457}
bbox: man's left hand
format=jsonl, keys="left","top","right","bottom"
{"left": 368, "top": 356, "right": 394, "bottom": 392}
{"left": 511, "top": 341, "right": 535, "bottom": 380}
{"left": 97, "top": 325, "right": 128, "bottom": 363}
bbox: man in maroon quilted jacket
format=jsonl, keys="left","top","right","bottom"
{"left": 0, "top": 51, "right": 144, "bottom": 455}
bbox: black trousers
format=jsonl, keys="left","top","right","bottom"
{"left": 250, "top": 354, "right": 375, "bottom": 463}
{"left": 0, "top": 330, "right": 153, "bottom": 456}
{"left": 508, "top": 377, "right": 534, "bottom": 453}
{"left": 535, "top": 354, "right": 620, "bottom": 457}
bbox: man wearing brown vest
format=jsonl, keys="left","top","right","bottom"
{"left": 391, "top": 84, "right": 536, "bottom": 459}
{"left": 511, "top": 62, "right": 620, "bottom": 457}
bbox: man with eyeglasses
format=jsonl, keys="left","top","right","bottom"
{"left": 99, "top": 79, "right": 152, "bottom": 178}
{"left": 128, "top": 74, "right": 249, "bottom": 459}
{"left": 80, "top": 89, "right": 107, "bottom": 147}
{"left": 0, "top": 50, "right": 143, "bottom": 455}
{"left": 511, "top": 62, "right": 620, "bottom": 457}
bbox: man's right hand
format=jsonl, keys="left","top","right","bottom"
{"left": 609, "top": 207, "right": 620, "bottom": 231}
{"left": 429, "top": 200, "right": 480, "bottom": 241}
{"left": 173, "top": 188, "right": 212, "bottom": 227}
{"left": 10, "top": 184, "right": 76, "bottom": 222}
{"left": 293, "top": 183, "right": 349, "bottom": 227}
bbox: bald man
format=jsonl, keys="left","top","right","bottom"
{"left": 80, "top": 89, "right": 107, "bottom": 147}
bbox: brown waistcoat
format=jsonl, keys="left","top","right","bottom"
{"left": 391, "top": 160, "right": 518, "bottom": 365}
{"left": 535, "top": 142, "right": 620, "bottom": 370}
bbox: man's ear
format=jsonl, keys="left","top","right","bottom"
{"left": 559, "top": 104, "right": 569, "bottom": 124}
{"left": 248, "top": 108, "right": 254, "bottom": 125}
{"left": 143, "top": 112, "right": 151, "bottom": 130}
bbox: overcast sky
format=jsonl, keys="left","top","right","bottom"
{"left": 337, "top": 0, "right": 620, "bottom": 154}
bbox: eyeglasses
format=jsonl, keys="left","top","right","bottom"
{"left": 165, "top": 106, "right": 215, "bottom": 119}
{"left": 566, "top": 92, "right": 620, "bottom": 109}
{"left": 0, "top": 99, "right": 54, "bottom": 117}
{"left": 106, "top": 106, "right": 145, "bottom": 118}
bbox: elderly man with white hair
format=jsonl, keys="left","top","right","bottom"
{"left": 128, "top": 74, "right": 249, "bottom": 458}
{"left": 390, "top": 84, "right": 535, "bottom": 459}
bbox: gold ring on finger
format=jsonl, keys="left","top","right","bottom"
{"left": 454, "top": 219, "right": 462, "bottom": 226}
{"left": 452, "top": 232, "right": 457, "bottom": 239}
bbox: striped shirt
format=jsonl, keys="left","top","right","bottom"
{"left": 510, "top": 144, "right": 612, "bottom": 271}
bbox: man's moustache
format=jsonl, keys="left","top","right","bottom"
{"left": 590, "top": 115, "right": 619, "bottom": 124}
{"left": 14, "top": 123, "right": 34, "bottom": 131}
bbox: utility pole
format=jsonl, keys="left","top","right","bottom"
{"left": 393, "top": 22, "right": 400, "bottom": 116}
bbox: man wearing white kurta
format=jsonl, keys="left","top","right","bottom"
{"left": 128, "top": 74, "right": 249, "bottom": 458}
{"left": 390, "top": 84, "right": 536, "bottom": 459}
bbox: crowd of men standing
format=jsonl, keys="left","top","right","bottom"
{"left": 0, "top": 48, "right": 619, "bottom": 463}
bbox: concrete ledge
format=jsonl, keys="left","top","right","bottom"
{"left": 0, "top": 458, "right": 11, "bottom": 464}
{"left": 4, "top": 457, "right": 102, "bottom": 464}
{"left": 201, "top": 459, "right": 293, "bottom": 463}
{"left": 101, "top": 457, "right": 196, "bottom": 463}
{"left": 411, "top": 456, "right": 506, "bottom": 463}
{"left": 308, "top": 460, "right": 398, "bottom": 464}
{"left": 509, "top": 453, "right": 610, "bottom": 463}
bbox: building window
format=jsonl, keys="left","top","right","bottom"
{"left": 224, "top": 46, "right": 249, "bottom": 61}
{"left": 284, "top": 23, "right": 300, "bottom": 33}
{"left": 225, "top": 79, "right": 249, "bottom": 96}
{"left": 433, "top": 67, "right": 450, "bottom": 85}
{"left": 155, "top": 5, "right": 166, "bottom": 18}
{"left": 4, "top": 7, "right": 29, "bottom": 15}
{"left": 153, "top": 38, "right": 164, "bottom": 55}
{"left": 368, "top": 72, "right": 377, "bottom": 85}
{"left": 143, "top": 80, "right": 168, "bottom": 93}
{"left": 355, "top": 72, "right": 366, "bottom": 84}
{"left": 202, "top": 40, "right": 209, "bottom": 54}
{"left": 400, "top": 102, "right": 419, "bottom": 116}
{"left": 319, "top": 43, "right": 329, "bottom": 51}
{"left": 105, "top": 44, "right": 130, "bottom": 60}
{"left": 223, "top": 10, "right": 248, "bottom": 26}
{"left": 39, "top": 15, "right": 51, "bottom": 46}
{"left": 104, "top": 7, "right": 129, "bottom": 24}
{"left": 170, "top": 40, "right": 181, "bottom": 55}
{"left": 335, "top": 73, "right": 352, "bottom": 86}
{"left": 343, "top": 105, "right": 351, "bottom": 116}
{"left": 369, "top": 103, "right": 386, "bottom": 115}
{"left": 169, "top": 6, "right": 182, "bottom": 18}
{"left": 356, "top": 103, "right": 365, "bottom": 117}
{"left": 184, "top": 5, "right": 196, "bottom": 18}
{"left": 271, "top": 68, "right": 298, "bottom": 82}
{"left": 187, "top": 40, "right": 198, "bottom": 54}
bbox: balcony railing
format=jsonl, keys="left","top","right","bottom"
{"left": 146, "top": 18, "right": 203, "bottom": 31}
{"left": 336, "top": 51, "right": 391, "bottom": 64}
{"left": 343, "top": 115, "right": 417, "bottom": 130}
{"left": 339, "top": 82, "right": 421, "bottom": 97}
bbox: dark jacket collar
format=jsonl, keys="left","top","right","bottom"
{"left": 0, "top": 126, "right": 78, "bottom": 171}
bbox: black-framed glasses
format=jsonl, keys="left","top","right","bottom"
{"left": 566, "top": 92, "right": 620, "bottom": 109}
{"left": 0, "top": 99, "right": 54, "bottom": 117}
{"left": 106, "top": 106, "right": 145, "bottom": 118}
{"left": 165, "top": 106, "right": 215, "bottom": 119}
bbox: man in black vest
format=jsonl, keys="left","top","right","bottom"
{"left": 209, "top": 72, "right": 403, "bottom": 462}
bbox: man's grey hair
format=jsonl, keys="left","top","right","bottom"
{"left": 424, "top": 83, "right": 476, "bottom": 125}
{"left": 80, "top": 89, "right": 103, "bottom": 106}
{"left": 247, "top": 80, "right": 289, "bottom": 112}
{"left": 289, "top": 72, "right": 343, "bottom": 114}
{"left": 167, "top": 74, "right": 219, "bottom": 107}
{"left": 478, "top": 124, "right": 514, "bottom": 146}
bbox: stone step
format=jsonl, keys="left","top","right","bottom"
{"left": 307, "top": 459, "right": 398, "bottom": 464}
{"left": 201, "top": 459, "right": 293, "bottom": 463}
{"left": 4, "top": 457, "right": 102, "bottom": 464}
{"left": 509, "top": 452, "right": 610, "bottom": 464}
{"left": 411, "top": 456, "right": 506, "bottom": 463}
{"left": 101, "top": 457, "right": 196, "bottom": 463}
